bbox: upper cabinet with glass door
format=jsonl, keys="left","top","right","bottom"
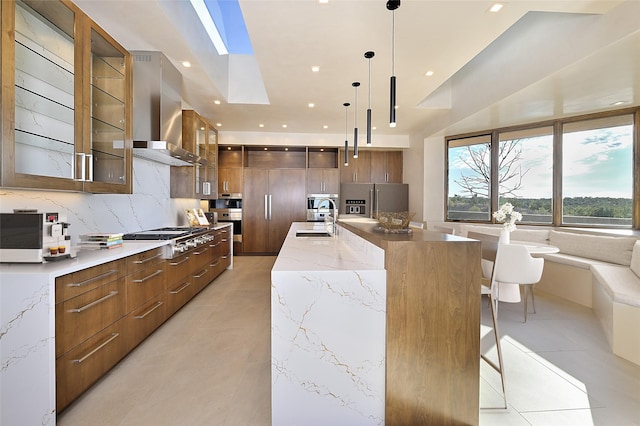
{"left": 82, "top": 23, "right": 132, "bottom": 193}
{"left": 0, "top": 0, "right": 132, "bottom": 193}
{"left": 204, "top": 125, "right": 218, "bottom": 199}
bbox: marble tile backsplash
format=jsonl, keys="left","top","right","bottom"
{"left": 0, "top": 158, "right": 200, "bottom": 242}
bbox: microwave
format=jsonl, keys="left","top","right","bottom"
{"left": 0, "top": 212, "right": 71, "bottom": 263}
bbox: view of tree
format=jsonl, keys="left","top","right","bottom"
{"left": 454, "top": 140, "right": 529, "bottom": 199}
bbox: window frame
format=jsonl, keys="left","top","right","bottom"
{"left": 444, "top": 107, "right": 639, "bottom": 229}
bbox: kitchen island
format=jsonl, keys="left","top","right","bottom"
{"left": 272, "top": 220, "right": 482, "bottom": 425}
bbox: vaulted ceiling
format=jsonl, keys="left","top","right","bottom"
{"left": 76, "top": 0, "right": 639, "bottom": 140}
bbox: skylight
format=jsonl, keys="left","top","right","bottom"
{"left": 190, "top": 0, "right": 254, "bottom": 55}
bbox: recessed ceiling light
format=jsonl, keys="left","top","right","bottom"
{"left": 323, "top": 125, "right": 328, "bottom": 129}
{"left": 214, "top": 100, "right": 221, "bottom": 105}
{"left": 372, "top": 126, "right": 377, "bottom": 130}
{"left": 308, "top": 103, "right": 315, "bottom": 108}
{"left": 181, "top": 61, "right": 191, "bottom": 68}
{"left": 216, "top": 123, "right": 222, "bottom": 127}
{"left": 282, "top": 124, "right": 287, "bottom": 128}
{"left": 259, "top": 124, "right": 264, "bottom": 128}
{"left": 425, "top": 70, "right": 434, "bottom": 77}
{"left": 318, "top": 0, "right": 329, "bottom": 4}
{"left": 489, "top": 3, "right": 503, "bottom": 12}
{"left": 311, "top": 66, "right": 320, "bottom": 72}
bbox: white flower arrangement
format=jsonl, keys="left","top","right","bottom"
{"left": 492, "top": 202, "right": 522, "bottom": 232}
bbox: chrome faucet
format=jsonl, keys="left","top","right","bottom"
{"left": 318, "top": 198, "right": 338, "bottom": 235}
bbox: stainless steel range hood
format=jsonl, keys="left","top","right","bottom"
{"left": 131, "top": 51, "right": 206, "bottom": 167}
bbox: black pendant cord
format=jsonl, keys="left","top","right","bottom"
{"left": 387, "top": 1, "right": 400, "bottom": 128}
{"left": 352, "top": 82, "right": 360, "bottom": 158}
{"left": 365, "top": 51, "right": 375, "bottom": 146}
{"left": 343, "top": 102, "right": 350, "bottom": 166}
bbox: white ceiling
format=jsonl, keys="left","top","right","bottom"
{"left": 75, "top": 0, "right": 640, "bottom": 141}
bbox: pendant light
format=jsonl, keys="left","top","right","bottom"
{"left": 387, "top": 0, "right": 400, "bottom": 128}
{"left": 343, "top": 102, "right": 350, "bottom": 166}
{"left": 364, "top": 51, "right": 375, "bottom": 146}
{"left": 352, "top": 82, "right": 360, "bottom": 158}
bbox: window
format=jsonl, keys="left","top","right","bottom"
{"left": 562, "top": 115, "right": 633, "bottom": 226}
{"left": 498, "top": 127, "right": 554, "bottom": 224}
{"left": 447, "top": 135, "right": 492, "bottom": 221}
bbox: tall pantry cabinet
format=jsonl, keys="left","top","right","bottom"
{"left": 243, "top": 168, "right": 307, "bottom": 253}
{"left": 1, "top": 0, "right": 133, "bottom": 193}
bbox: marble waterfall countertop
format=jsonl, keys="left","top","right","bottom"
{"left": 271, "top": 222, "right": 387, "bottom": 425}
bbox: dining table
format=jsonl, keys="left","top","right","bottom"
{"left": 496, "top": 240, "right": 560, "bottom": 303}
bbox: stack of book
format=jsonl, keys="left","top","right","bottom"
{"left": 79, "top": 233, "right": 124, "bottom": 250}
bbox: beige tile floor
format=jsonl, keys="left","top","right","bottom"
{"left": 57, "top": 256, "right": 640, "bottom": 426}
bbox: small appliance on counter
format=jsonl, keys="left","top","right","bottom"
{"left": 0, "top": 211, "right": 72, "bottom": 263}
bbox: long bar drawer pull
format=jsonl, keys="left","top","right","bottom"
{"left": 69, "top": 270, "right": 118, "bottom": 287}
{"left": 169, "top": 256, "right": 190, "bottom": 266}
{"left": 193, "top": 269, "right": 208, "bottom": 279}
{"left": 132, "top": 270, "right": 163, "bottom": 283}
{"left": 73, "top": 332, "right": 120, "bottom": 364}
{"left": 209, "top": 260, "right": 221, "bottom": 267}
{"left": 134, "top": 301, "right": 163, "bottom": 319}
{"left": 194, "top": 248, "right": 208, "bottom": 255}
{"left": 220, "top": 238, "right": 229, "bottom": 243}
{"left": 209, "top": 242, "right": 220, "bottom": 248}
{"left": 68, "top": 291, "right": 119, "bottom": 313}
{"left": 170, "top": 281, "right": 191, "bottom": 294}
{"left": 132, "top": 253, "right": 163, "bottom": 264}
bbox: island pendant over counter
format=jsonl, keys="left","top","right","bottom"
{"left": 271, "top": 221, "right": 482, "bottom": 425}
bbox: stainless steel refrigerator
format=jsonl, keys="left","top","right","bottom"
{"left": 340, "top": 183, "right": 408, "bottom": 218}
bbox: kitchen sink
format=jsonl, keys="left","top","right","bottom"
{"left": 295, "top": 230, "right": 332, "bottom": 238}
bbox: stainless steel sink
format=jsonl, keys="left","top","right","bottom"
{"left": 295, "top": 230, "right": 332, "bottom": 237}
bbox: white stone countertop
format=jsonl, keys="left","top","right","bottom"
{"left": 0, "top": 223, "right": 232, "bottom": 278}
{"left": 272, "top": 222, "right": 385, "bottom": 272}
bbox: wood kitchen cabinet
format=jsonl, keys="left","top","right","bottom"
{"left": 307, "top": 168, "right": 340, "bottom": 194}
{"left": 172, "top": 110, "right": 218, "bottom": 199}
{"left": 55, "top": 258, "right": 128, "bottom": 412}
{"left": 339, "top": 149, "right": 371, "bottom": 183}
{"left": 1, "top": 0, "right": 133, "bottom": 193}
{"left": 218, "top": 167, "right": 243, "bottom": 195}
{"left": 218, "top": 146, "right": 243, "bottom": 194}
{"left": 370, "top": 150, "right": 403, "bottom": 183}
{"left": 243, "top": 168, "right": 307, "bottom": 253}
{"left": 124, "top": 248, "right": 166, "bottom": 351}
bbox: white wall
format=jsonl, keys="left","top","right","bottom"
{"left": 0, "top": 158, "right": 199, "bottom": 245}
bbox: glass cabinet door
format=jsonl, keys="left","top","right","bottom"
{"left": 205, "top": 126, "right": 218, "bottom": 199}
{"left": 84, "top": 24, "right": 132, "bottom": 193}
{"left": 10, "top": 0, "right": 82, "bottom": 190}
{"left": 195, "top": 117, "right": 206, "bottom": 196}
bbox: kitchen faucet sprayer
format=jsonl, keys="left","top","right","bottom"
{"left": 318, "top": 198, "right": 338, "bottom": 235}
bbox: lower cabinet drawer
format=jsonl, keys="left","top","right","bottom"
{"left": 56, "top": 318, "right": 127, "bottom": 412}
{"left": 166, "top": 275, "right": 197, "bottom": 318}
{"left": 126, "top": 264, "right": 166, "bottom": 312}
{"left": 125, "top": 293, "right": 166, "bottom": 352}
{"left": 56, "top": 280, "right": 126, "bottom": 358}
